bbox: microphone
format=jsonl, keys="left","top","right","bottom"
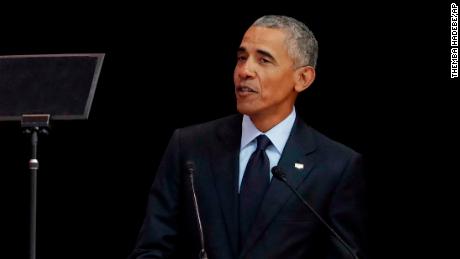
{"left": 271, "top": 166, "right": 359, "bottom": 259}
{"left": 185, "top": 161, "right": 208, "bottom": 259}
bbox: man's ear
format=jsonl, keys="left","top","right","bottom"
{"left": 294, "top": 66, "right": 316, "bottom": 93}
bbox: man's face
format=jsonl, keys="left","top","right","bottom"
{"left": 234, "top": 26, "right": 299, "bottom": 119}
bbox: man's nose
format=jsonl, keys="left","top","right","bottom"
{"left": 238, "top": 60, "right": 256, "bottom": 79}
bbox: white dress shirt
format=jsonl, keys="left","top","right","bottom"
{"left": 238, "top": 108, "right": 296, "bottom": 192}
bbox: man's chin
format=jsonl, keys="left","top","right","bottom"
{"left": 236, "top": 104, "right": 256, "bottom": 116}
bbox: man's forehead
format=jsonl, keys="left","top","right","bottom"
{"left": 240, "top": 26, "right": 287, "bottom": 51}
{"left": 242, "top": 26, "right": 286, "bottom": 43}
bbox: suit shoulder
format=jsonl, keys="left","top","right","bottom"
{"left": 176, "top": 114, "right": 241, "bottom": 139}
{"left": 309, "top": 126, "right": 361, "bottom": 158}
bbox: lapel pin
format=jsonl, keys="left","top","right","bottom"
{"left": 294, "top": 163, "right": 304, "bottom": 170}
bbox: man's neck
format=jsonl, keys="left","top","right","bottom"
{"left": 249, "top": 107, "right": 294, "bottom": 133}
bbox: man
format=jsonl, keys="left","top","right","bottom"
{"left": 129, "top": 15, "right": 367, "bottom": 259}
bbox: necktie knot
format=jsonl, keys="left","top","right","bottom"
{"left": 256, "top": 134, "right": 271, "bottom": 151}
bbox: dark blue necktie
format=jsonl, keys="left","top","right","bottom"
{"left": 239, "top": 134, "right": 271, "bottom": 249}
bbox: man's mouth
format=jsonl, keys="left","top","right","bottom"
{"left": 236, "top": 86, "right": 258, "bottom": 93}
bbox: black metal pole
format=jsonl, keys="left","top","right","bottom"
{"left": 22, "top": 115, "right": 50, "bottom": 259}
{"left": 29, "top": 129, "right": 39, "bottom": 259}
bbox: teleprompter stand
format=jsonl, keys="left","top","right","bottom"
{"left": 22, "top": 114, "right": 50, "bottom": 259}
{"left": 0, "top": 54, "right": 104, "bottom": 259}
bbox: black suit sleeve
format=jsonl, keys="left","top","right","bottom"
{"left": 128, "top": 129, "right": 183, "bottom": 259}
{"left": 326, "top": 153, "right": 368, "bottom": 259}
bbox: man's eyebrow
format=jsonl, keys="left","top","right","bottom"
{"left": 256, "top": 49, "right": 275, "bottom": 61}
{"left": 237, "top": 47, "right": 247, "bottom": 54}
{"left": 237, "top": 47, "right": 275, "bottom": 60}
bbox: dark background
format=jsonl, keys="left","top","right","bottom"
{"left": 0, "top": 3, "right": 455, "bottom": 259}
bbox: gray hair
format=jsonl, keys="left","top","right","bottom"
{"left": 252, "top": 15, "right": 318, "bottom": 68}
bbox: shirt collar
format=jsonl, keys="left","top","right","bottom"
{"left": 241, "top": 108, "right": 296, "bottom": 154}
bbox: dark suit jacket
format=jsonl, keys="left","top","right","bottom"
{"left": 129, "top": 114, "right": 367, "bottom": 259}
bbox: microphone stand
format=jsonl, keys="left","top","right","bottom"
{"left": 22, "top": 114, "right": 50, "bottom": 259}
{"left": 186, "top": 162, "right": 208, "bottom": 259}
{"left": 272, "top": 166, "right": 359, "bottom": 259}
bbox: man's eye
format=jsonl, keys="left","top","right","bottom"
{"left": 260, "top": 58, "right": 270, "bottom": 64}
{"left": 237, "top": 56, "right": 247, "bottom": 61}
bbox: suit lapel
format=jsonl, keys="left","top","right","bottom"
{"left": 240, "top": 118, "right": 317, "bottom": 258}
{"left": 209, "top": 115, "right": 242, "bottom": 258}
